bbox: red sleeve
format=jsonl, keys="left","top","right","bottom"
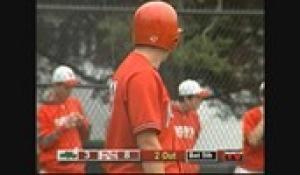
{"left": 37, "top": 106, "right": 54, "bottom": 138}
{"left": 127, "top": 71, "right": 162, "bottom": 135}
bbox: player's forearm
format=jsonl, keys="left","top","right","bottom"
{"left": 77, "top": 124, "right": 91, "bottom": 143}
{"left": 136, "top": 131, "right": 165, "bottom": 173}
{"left": 141, "top": 148, "right": 165, "bottom": 173}
{"left": 74, "top": 113, "right": 90, "bottom": 141}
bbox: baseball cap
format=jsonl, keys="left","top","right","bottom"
{"left": 51, "top": 65, "right": 79, "bottom": 87}
{"left": 178, "top": 79, "right": 212, "bottom": 98}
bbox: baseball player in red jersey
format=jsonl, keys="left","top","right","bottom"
{"left": 37, "top": 65, "right": 90, "bottom": 173}
{"left": 159, "top": 79, "right": 212, "bottom": 173}
{"left": 103, "top": 1, "right": 182, "bottom": 173}
{"left": 234, "top": 82, "right": 264, "bottom": 173}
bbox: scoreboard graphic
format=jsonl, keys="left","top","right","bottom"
{"left": 57, "top": 149, "right": 243, "bottom": 162}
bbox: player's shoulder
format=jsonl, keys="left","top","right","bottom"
{"left": 36, "top": 103, "right": 54, "bottom": 117}
{"left": 191, "top": 109, "right": 199, "bottom": 116}
{"left": 37, "top": 99, "right": 55, "bottom": 110}
{"left": 129, "top": 69, "right": 160, "bottom": 86}
{"left": 243, "top": 106, "right": 262, "bottom": 120}
{"left": 191, "top": 110, "right": 200, "bottom": 122}
{"left": 115, "top": 52, "right": 156, "bottom": 81}
{"left": 246, "top": 106, "right": 261, "bottom": 114}
{"left": 118, "top": 51, "right": 152, "bottom": 71}
{"left": 67, "top": 96, "right": 82, "bottom": 104}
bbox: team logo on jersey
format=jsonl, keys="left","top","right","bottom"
{"left": 174, "top": 125, "right": 195, "bottom": 139}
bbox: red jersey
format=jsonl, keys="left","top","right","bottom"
{"left": 103, "top": 51, "right": 171, "bottom": 173}
{"left": 160, "top": 103, "right": 201, "bottom": 173}
{"left": 37, "top": 96, "right": 89, "bottom": 173}
{"left": 239, "top": 106, "right": 264, "bottom": 171}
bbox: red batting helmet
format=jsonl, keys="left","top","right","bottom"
{"left": 132, "top": 1, "right": 182, "bottom": 51}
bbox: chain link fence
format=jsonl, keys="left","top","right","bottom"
{"left": 36, "top": 85, "right": 242, "bottom": 150}
{"left": 37, "top": 0, "right": 264, "bottom": 152}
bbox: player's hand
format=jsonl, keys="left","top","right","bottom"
{"left": 55, "top": 116, "right": 77, "bottom": 129}
{"left": 69, "top": 112, "right": 85, "bottom": 127}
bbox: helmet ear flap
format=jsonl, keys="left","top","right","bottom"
{"left": 173, "top": 28, "right": 183, "bottom": 48}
